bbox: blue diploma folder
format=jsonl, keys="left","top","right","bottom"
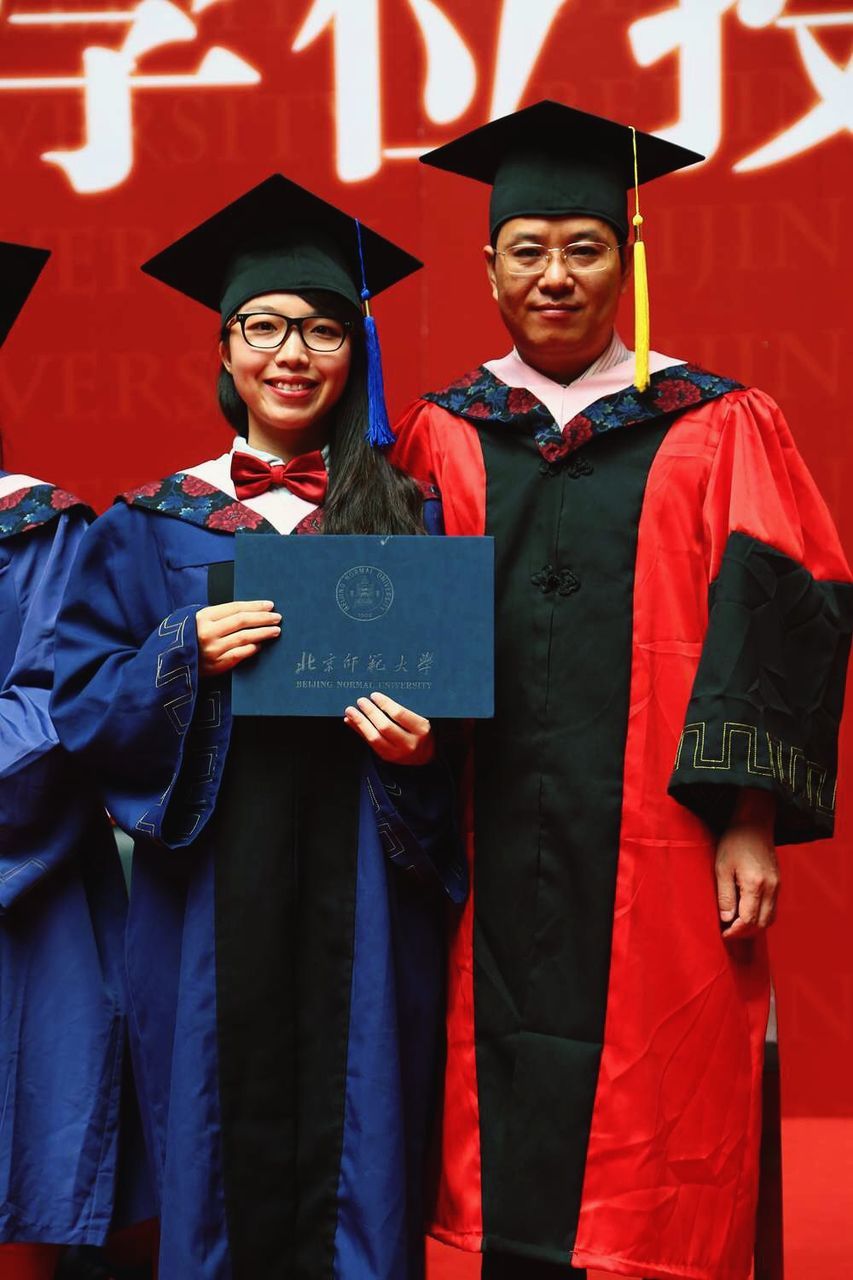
{"left": 232, "top": 534, "right": 494, "bottom": 718}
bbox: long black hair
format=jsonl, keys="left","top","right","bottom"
{"left": 218, "top": 291, "right": 424, "bottom": 535}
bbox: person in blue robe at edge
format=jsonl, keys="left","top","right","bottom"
{"left": 0, "top": 240, "right": 153, "bottom": 1280}
{"left": 51, "top": 176, "right": 467, "bottom": 1280}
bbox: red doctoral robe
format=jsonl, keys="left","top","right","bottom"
{"left": 391, "top": 357, "right": 852, "bottom": 1279}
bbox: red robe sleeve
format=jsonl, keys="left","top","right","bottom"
{"left": 391, "top": 399, "right": 487, "bottom": 537}
{"left": 669, "top": 387, "right": 853, "bottom": 842}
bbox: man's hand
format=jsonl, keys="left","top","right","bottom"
{"left": 344, "top": 691, "right": 436, "bottom": 766}
{"left": 716, "top": 789, "right": 779, "bottom": 941}
{"left": 196, "top": 600, "right": 281, "bottom": 677}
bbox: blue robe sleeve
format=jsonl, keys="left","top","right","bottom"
{"left": 361, "top": 494, "right": 466, "bottom": 902}
{"left": 367, "top": 754, "right": 466, "bottom": 903}
{"left": 52, "top": 505, "right": 229, "bottom": 849}
{"left": 0, "top": 510, "right": 95, "bottom": 910}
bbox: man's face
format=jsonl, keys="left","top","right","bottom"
{"left": 485, "top": 215, "right": 629, "bottom": 378}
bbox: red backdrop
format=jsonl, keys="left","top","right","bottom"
{"left": 1, "top": 0, "right": 851, "bottom": 1116}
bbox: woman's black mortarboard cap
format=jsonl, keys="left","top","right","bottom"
{"left": 141, "top": 174, "right": 423, "bottom": 446}
{"left": 0, "top": 241, "right": 51, "bottom": 348}
{"left": 141, "top": 174, "right": 422, "bottom": 321}
{"left": 419, "top": 100, "right": 703, "bottom": 241}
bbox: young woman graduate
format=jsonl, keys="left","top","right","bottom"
{"left": 0, "top": 242, "right": 152, "bottom": 1279}
{"left": 51, "top": 176, "right": 465, "bottom": 1280}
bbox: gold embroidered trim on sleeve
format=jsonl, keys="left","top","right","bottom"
{"left": 674, "top": 720, "right": 835, "bottom": 814}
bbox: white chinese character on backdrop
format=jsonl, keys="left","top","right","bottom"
{"left": 628, "top": 0, "right": 787, "bottom": 161}
{"left": 735, "top": 9, "right": 853, "bottom": 171}
{"left": 0, "top": 0, "right": 259, "bottom": 193}
{"left": 6, "top": 0, "right": 846, "bottom": 196}
{"left": 629, "top": 1, "right": 852, "bottom": 170}
{"left": 292, "top": 0, "right": 571, "bottom": 182}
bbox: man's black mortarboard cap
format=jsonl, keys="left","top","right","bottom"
{"left": 141, "top": 174, "right": 422, "bottom": 323}
{"left": 0, "top": 240, "right": 51, "bottom": 348}
{"left": 420, "top": 101, "right": 703, "bottom": 240}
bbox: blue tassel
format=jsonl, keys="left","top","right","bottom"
{"left": 362, "top": 305, "right": 396, "bottom": 448}
{"left": 355, "top": 219, "right": 396, "bottom": 448}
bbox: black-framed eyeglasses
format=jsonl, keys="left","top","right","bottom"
{"left": 230, "top": 311, "right": 352, "bottom": 352}
{"left": 497, "top": 241, "right": 623, "bottom": 276}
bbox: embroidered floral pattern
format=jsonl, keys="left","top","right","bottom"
{"left": 506, "top": 386, "right": 540, "bottom": 417}
{"left": 131, "top": 479, "right": 166, "bottom": 499}
{"left": 180, "top": 474, "right": 216, "bottom": 498}
{"left": 655, "top": 377, "right": 708, "bottom": 412}
{"left": 207, "top": 502, "right": 265, "bottom": 533}
{"left": 423, "top": 363, "right": 744, "bottom": 462}
{"left": 121, "top": 474, "right": 441, "bottom": 538}
{"left": 0, "top": 483, "right": 90, "bottom": 541}
{"left": 293, "top": 509, "right": 324, "bottom": 536}
{"left": 120, "top": 472, "right": 276, "bottom": 534}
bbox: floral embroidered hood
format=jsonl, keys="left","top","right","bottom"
{"left": 423, "top": 363, "right": 744, "bottom": 463}
{"left": 0, "top": 481, "right": 92, "bottom": 541}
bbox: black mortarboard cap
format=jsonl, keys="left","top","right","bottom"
{"left": 0, "top": 240, "right": 51, "bottom": 348}
{"left": 141, "top": 174, "right": 423, "bottom": 448}
{"left": 420, "top": 101, "right": 703, "bottom": 240}
{"left": 141, "top": 174, "right": 422, "bottom": 323}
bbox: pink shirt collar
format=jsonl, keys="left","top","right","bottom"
{"left": 483, "top": 334, "right": 685, "bottom": 428}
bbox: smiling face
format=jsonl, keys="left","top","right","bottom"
{"left": 485, "top": 215, "right": 630, "bottom": 384}
{"left": 219, "top": 291, "right": 353, "bottom": 459}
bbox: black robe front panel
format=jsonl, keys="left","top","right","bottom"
{"left": 214, "top": 712, "right": 362, "bottom": 1279}
{"left": 473, "top": 415, "right": 672, "bottom": 1254}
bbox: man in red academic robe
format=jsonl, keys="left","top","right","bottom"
{"left": 391, "top": 102, "right": 852, "bottom": 1280}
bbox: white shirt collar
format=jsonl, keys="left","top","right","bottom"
{"left": 180, "top": 438, "right": 328, "bottom": 535}
{"left": 232, "top": 437, "right": 283, "bottom": 465}
{"left": 230, "top": 437, "right": 331, "bottom": 468}
{"left": 0, "top": 473, "right": 46, "bottom": 500}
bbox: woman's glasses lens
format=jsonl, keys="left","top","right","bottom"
{"left": 238, "top": 313, "right": 348, "bottom": 352}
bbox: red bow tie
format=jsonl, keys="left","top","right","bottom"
{"left": 230, "top": 449, "right": 328, "bottom": 505}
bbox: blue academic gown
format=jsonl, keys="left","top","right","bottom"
{"left": 0, "top": 475, "right": 145, "bottom": 1245}
{"left": 51, "top": 476, "right": 465, "bottom": 1280}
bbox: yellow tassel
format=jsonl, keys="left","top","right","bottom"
{"left": 633, "top": 217, "right": 650, "bottom": 392}
{"left": 630, "top": 127, "right": 650, "bottom": 392}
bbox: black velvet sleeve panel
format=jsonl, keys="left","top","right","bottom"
{"left": 669, "top": 531, "right": 853, "bottom": 843}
